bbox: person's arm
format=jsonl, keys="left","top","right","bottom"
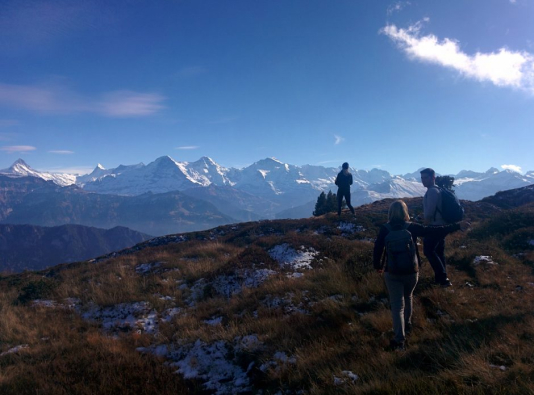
{"left": 335, "top": 174, "right": 339, "bottom": 186}
{"left": 408, "top": 222, "right": 460, "bottom": 238}
{"left": 373, "top": 225, "right": 388, "bottom": 271}
{"left": 424, "top": 188, "right": 439, "bottom": 225}
{"left": 349, "top": 174, "right": 353, "bottom": 186}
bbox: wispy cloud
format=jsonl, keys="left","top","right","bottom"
{"left": 0, "top": 83, "right": 166, "bottom": 117}
{"left": 381, "top": 19, "right": 534, "bottom": 94}
{"left": 509, "top": 0, "right": 516, "bottom": 3}
{"left": 334, "top": 135, "right": 345, "bottom": 145}
{"left": 387, "top": 1, "right": 411, "bottom": 16}
{"left": 48, "top": 150, "right": 74, "bottom": 154}
{"left": 98, "top": 91, "right": 165, "bottom": 117}
{"left": 0, "top": 145, "right": 36, "bottom": 153}
{"left": 501, "top": 164, "right": 522, "bottom": 173}
{"left": 316, "top": 160, "right": 339, "bottom": 165}
{"left": 175, "top": 146, "right": 199, "bottom": 150}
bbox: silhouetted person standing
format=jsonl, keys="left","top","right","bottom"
{"left": 420, "top": 168, "right": 452, "bottom": 288}
{"left": 335, "top": 162, "right": 355, "bottom": 216}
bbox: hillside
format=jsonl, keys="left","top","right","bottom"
{"left": 0, "top": 176, "right": 237, "bottom": 236}
{"left": 0, "top": 224, "right": 152, "bottom": 273}
{"left": 0, "top": 193, "right": 533, "bottom": 394}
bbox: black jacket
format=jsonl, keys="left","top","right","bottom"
{"left": 373, "top": 220, "right": 461, "bottom": 271}
{"left": 335, "top": 171, "right": 353, "bottom": 192}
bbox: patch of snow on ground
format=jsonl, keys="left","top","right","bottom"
{"left": 236, "top": 335, "right": 263, "bottom": 352}
{"left": 260, "top": 351, "right": 297, "bottom": 373}
{"left": 269, "top": 244, "right": 318, "bottom": 270}
{"left": 286, "top": 272, "right": 304, "bottom": 279}
{"left": 338, "top": 222, "right": 366, "bottom": 234}
{"left": 473, "top": 256, "right": 498, "bottom": 266}
{"left": 81, "top": 301, "right": 157, "bottom": 333}
{"left": 1, "top": 344, "right": 29, "bottom": 356}
{"left": 168, "top": 339, "right": 252, "bottom": 394}
{"left": 529, "top": 240, "right": 534, "bottom": 246}
{"left": 191, "top": 269, "right": 277, "bottom": 300}
{"left": 32, "top": 298, "right": 81, "bottom": 309}
{"left": 204, "top": 316, "right": 223, "bottom": 326}
{"left": 333, "top": 370, "right": 359, "bottom": 385}
{"left": 161, "top": 307, "right": 182, "bottom": 322}
{"left": 136, "top": 261, "right": 162, "bottom": 274}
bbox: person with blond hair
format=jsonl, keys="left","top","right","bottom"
{"left": 373, "top": 200, "right": 468, "bottom": 350}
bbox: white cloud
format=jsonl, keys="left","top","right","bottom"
{"left": 501, "top": 164, "right": 522, "bottom": 173}
{"left": 98, "top": 91, "right": 165, "bottom": 117}
{"left": 175, "top": 146, "right": 199, "bottom": 150}
{"left": 0, "top": 145, "right": 36, "bottom": 153}
{"left": 0, "top": 83, "right": 166, "bottom": 117}
{"left": 316, "top": 160, "right": 339, "bottom": 165}
{"left": 334, "top": 135, "right": 345, "bottom": 145}
{"left": 387, "top": 1, "right": 411, "bottom": 16}
{"left": 510, "top": 0, "right": 516, "bottom": 3}
{"left": 381, "top": 20, "right": 534, "bottom": 94}
{"left": 48, "top": 150, "right": 74, "bottom": 154}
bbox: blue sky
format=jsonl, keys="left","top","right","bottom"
{"left": 0, "top": 0, "right": 533, "bottom": 176}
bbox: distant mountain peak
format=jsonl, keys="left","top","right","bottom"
{"left": 12, "top": 158, "right": 30, "bottom": 167}
{"left": 486, "top": 167, "right": 500, "bottom": 174}
{"left": 96, "top": 164, "right": 105, "bottom": 170}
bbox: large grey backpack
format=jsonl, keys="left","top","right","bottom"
{"left": 384, "top": 222, "right": 418, "bottom": 275}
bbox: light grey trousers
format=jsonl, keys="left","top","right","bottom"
{"left": 384, "top": 272, "right": 419, "bottom": 343}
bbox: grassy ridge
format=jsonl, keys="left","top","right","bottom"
{"left": 0, "top": 199, "right": 533, "bottom": 394}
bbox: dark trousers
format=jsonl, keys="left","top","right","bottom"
{"left": 337, "top": 189, "right": 354, "bottom": 215}
{"left": 423, "top": 235, "right": 447, "bottom": 283}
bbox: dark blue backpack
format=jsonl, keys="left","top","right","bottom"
{"left": 436, "top": 187, "right": 464, "bottom": 223}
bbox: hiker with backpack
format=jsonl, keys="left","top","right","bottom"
{"left": 420, "top": 168, "right": 464, "bottom": 288}
{"left": 334, "top": 162, "right": 355, "bottom": 216}
{"left": 373, "top": 200, "right": 469, "bottom": 350}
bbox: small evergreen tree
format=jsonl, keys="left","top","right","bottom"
{"left": 313, "top": 190, "right": 339, "bottom": 216}
{"left": 436, "top": 175, "right": 455, "bottom": 191}
{"left": 326, "top": 190, "right": 338, "bottom": 213}
{"left": 313, "top": 192, "right": 327, "bottom": 216}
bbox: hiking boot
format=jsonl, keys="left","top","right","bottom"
{"left": 440, "top": 279, "right": 453, "bottom": 288}
{"left": 389, "top": 339, "right": 405, "bottom": 351}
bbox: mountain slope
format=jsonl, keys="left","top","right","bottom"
{"left": 0, "top": 181, "right": 237, "bottom": 236}
{"left": 0, "top": 224, "right": 151, "bottom": 273}
{"left": 1, "top": 188, "right": 533, "bottom": 393}
{"left": 0, "top": 159, "right": 75, "bottom": 186}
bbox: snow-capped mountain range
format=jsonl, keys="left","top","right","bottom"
{"left": 2, "top": 157, "right": 533, "bottom": 219}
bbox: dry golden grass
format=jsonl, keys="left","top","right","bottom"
{"left": 1, "top": 199, "right": 534, "bottom": 393}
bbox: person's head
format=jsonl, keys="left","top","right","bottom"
{"left": 388, "top": 200, "right": 410, "bottom": 223}
{"left": 420, "top": 168, "right": 436, "bottom": 188}
{"left": 342, "top": 162, "right": 349, "bottom": 173}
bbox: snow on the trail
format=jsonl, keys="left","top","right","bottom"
{"left": 169, "top": 339, "right": 253, "bottom": 394}
{"left": 260, "top": 351, "right": 297, "bottom": 373}
{"left": 473, "top": 255, "right": 498, "bottom": 266}
{"left": 186, "top": 268, "right": 277, "bottom": 303}
{"left": 269, "top": 244, "right": 318, "bottom": 270}
{"left": 337, "top": 222, "right": 366, "bottom": 234}
{"left": 81, "top": 301, "right": 158, "bottom": 333}
{"left": 1, "top": 344, "right": 29, "bottom": 356}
